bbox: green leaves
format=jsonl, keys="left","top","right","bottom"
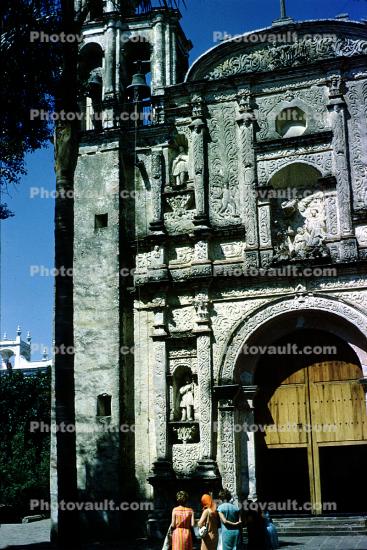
{"left": 0, "top": 371, "right": 51, "bottom": 514}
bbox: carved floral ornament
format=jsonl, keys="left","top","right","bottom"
{"left": 197, "top": 36, "right": 367, "bottom": 81}
{"left": 218, "top": 294, "right": 367, "bottom": 384}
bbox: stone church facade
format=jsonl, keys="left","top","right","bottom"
{"left": 54, "top": 1, "right": 367, "bottom": 538}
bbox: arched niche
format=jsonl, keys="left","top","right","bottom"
{"left": 267, "top": 163, "right": 329, "bottom": 261}
{"left": 269, "top": 162, "right": 322, "bottom": 190}
{"left": 171, "top": 364, "right": 196, "bottom": 422}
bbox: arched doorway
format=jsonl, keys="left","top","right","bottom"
{"left": 221, "top": 299, "right": 367, "bottom": 516}
{"left": 254, "top": 328, "right": 367, "bottom": 515}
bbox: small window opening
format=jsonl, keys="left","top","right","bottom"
{"left": 97, "top": 393, "right": 112, "bottom": 417}
{"left": 95, "top": 213, "right": 108, "bottom": 230}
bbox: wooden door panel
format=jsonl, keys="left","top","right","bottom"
{"left": 310, "top": 361, "right": 362, "bottom": 382}
{"left": 265, "top": 385, "right": 308, "bottom": 446}
{"left": 309, "top": 362, "right": 367, "bottom": 443}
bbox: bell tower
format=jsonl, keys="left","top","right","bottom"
{"left": 77, "top": 0, "right": 192, "bottom": 129}
{"left": 63, "top": 0, "right": 192, "bottom": 541}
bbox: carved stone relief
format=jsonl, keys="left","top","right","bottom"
{"left": 257, "top": 87, "right": 328, "bottom": 141}
{"left": 172, "top": 443, "right": 200, "bottom": 476}
{"left": 207, "top": 104, "right": 241, "bottom": 225}
{"left": 356, "top": 225, "right": 367, "bottom": 247}
{"left": 272, "top": 191, "right": 330, "bottom": 262}
{"left": 168, "top": 307, "right": 195, "bottom": 333}
{"left": 204, "top": 37, "right": 367, "bottom": 80}
{"left": 345, "top": 80, "right": 367, "bottom": 210}
{"left": 164, "top": 193, "right": 195, "bottom": 234}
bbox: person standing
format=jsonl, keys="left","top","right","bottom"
{"left": 217, "top": 489, "right": 242, "bottom": 550}
{"left": 198, "top": 494, "right": 220, "bottom": 550}
{"left": 171, "top": 491, "right": 195, "bottom": 550}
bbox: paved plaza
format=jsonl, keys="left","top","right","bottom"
{"left": 1, "top": 520, "right": 367, "bottom": 550}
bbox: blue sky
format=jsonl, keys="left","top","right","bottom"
{"left": 1, "top": 0, "right": 366, "bottom": 359}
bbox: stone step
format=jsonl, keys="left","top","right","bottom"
{"left": 264, "top": 516, "right": 367, "bottom": 537}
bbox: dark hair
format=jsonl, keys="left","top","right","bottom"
{"left": 219, "top": 489, "right": 232, "bottom": 502}
{"left": 176, "top": 491, "right": 189, "bottom": 505}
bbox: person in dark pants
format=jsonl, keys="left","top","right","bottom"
{"left": 244, "top": 502, "right": 267, "bottom": 550}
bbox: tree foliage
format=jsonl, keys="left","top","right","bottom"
{"left": 0, "top": 0, "right": 63, "bottom": 218}
{"left": 0, "top": 370, "right": 51, "bottom": 515}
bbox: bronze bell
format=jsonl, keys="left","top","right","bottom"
{"left": 87, "top": 68, "right": 103, "bottom": 99}
{"left": 126, "top": 72, "right": 151, "bottom": 102}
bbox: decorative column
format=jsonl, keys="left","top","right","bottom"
{"left": 190, "top": 95, "right": 209, "bottom": 229}
{"left": 218, "top": 398, "right": 238, "bottom": 500}
{"left": 257, "top": 197, "right": 273, "bottom": 268}
{"left": 236, "top": 90, "right": 259, "bottom": 268}
{"left": 327, "top": 74, "right": 358, "bottom": 261}
{"left": 149, "top": 149, "right": 165, "bottom": 233}
{"left": 103, "top": 15, "right": 117, "bottom": 128}
{"left": 242, "top": 386, "right": 258, "bottom": 501}
{"left": 149, "top": 293, "right": 175, "bottom": 526}
{"left": 152, "top": 14, "right": 166, "bottom": 94}
{"left": 193, "top": 288, "right": 219, "bottom": 480}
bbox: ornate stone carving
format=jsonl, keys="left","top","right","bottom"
{"left": 150, "top": 150, "right": 164, "bottom": 231}
{"left": 173, "top": 425, "right": 197, "bottom": 444}
{"left": 173, "top": 443, "right": 200, "bottom": 476}
{"left": 208, "top": 104, "right": 240, "bottom": 225}
{"left": 237, "top": 91, "right": 258, "bottom": 248}
{"left": 257, "top": 148, "right": 332, "bottom": 185}
{"left": 272, "top": 192, "right": 330, "bottom": 262}
{"left": 328, "top": 81, "right": 353, "bottom": 237}
{"left": 164, "top": 193, "right": 195, "bottom": 235}
{"left": 345, "top": 80, "right": 367, "bottom": 210}
{"left": 169, "top": 245, "right": 194, "bottom": 265}
{"left": 356, "top": 225, "right": 367, "bottom": 247}
{"left": 204, "top": 37, "right": 367, "bottom": 80}
{"left": 218, "top": 401, "right": 237, "bottom": 499}
{"left": 168, "top": 307, "right": 194, "bottom": 333}
{"left": 197, "top": 332, "right": 213, "bottom": 459}
{"left": 257, "top": 87, "right": 328, "bottom": 141}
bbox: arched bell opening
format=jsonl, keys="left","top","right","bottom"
{"left": 78, "top": 42, "right": 104, "bottom": 130}
{"left": 123, "top": 38, "right": 152, "bottom": 125}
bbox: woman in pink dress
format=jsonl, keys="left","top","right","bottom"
{"left": 171, "top": 491, "right": 195, "bottom": 550}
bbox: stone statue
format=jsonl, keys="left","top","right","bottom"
{"left": 172, "top": 146, "right": 189, "bottom": 187}
{"left": 179, "top": 377, "right": 195, "bottom": 421}
{"left": 293, "top": 227, "right": 308, "bottom": 258}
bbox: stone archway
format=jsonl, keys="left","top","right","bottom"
{"left": 216, "top": 294, "right": 367, "bottom": 511}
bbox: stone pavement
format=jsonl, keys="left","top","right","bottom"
{"left": 1, "top": 520, "right": 367, "bottom": 549}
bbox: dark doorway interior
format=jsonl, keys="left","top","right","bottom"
{"left": 255, "top": 446, "right": 311, "bottom": 514}
{"left": 319, "top": 445, "right": 367, "bottom": 514}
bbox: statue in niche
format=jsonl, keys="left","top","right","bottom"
{"left": 179, "top": 376, "right": 195, "bottom": 421}
{"left": 172, "top": 146, "right": 189, "bottom": 187}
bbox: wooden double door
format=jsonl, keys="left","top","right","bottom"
{"left": 255, "top": 360, "right": 367, "bottom": 514}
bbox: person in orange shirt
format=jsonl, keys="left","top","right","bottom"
{"left": 198, "top": 494, "right": 220, "bottom": 550}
